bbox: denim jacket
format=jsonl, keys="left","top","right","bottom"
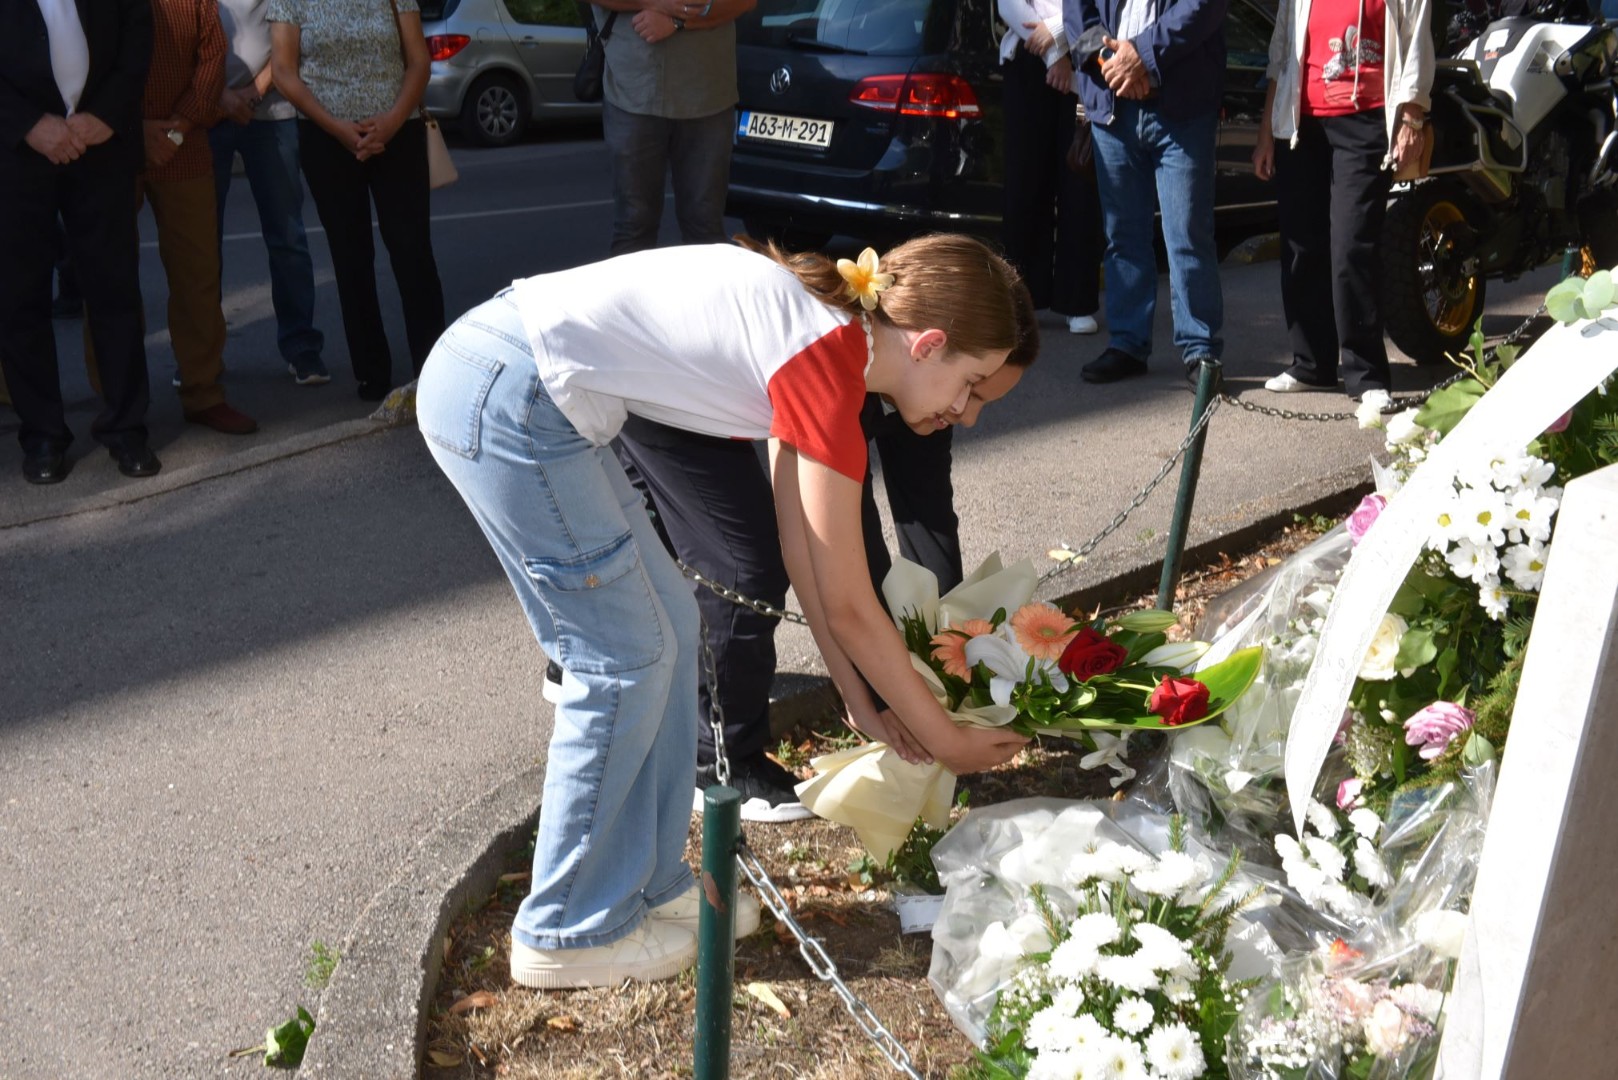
{"left": 1062, "top": 0, "right": 1229, "bottom": 125}
{"left": 1265, "top": 0, "right": 1434, "bottom": 158}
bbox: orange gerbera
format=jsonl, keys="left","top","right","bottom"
{"left": 1010, "top": 603, "right": 1078, "bottom": 661}
{"left": 929, "top": 618, "right": 996, "bottom": 678}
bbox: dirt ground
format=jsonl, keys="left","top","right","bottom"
{"left": 421, "top": 516, "right": 1335, "bottom": 1080}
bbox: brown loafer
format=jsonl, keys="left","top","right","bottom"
{"left": 184, "top": 402, "right": 259, "bottom": 435}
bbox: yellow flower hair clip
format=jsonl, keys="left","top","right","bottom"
{"left": 836, "top": 247, "right": 895, "bottom": 311}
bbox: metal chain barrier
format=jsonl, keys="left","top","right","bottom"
{"left": 1216, "top": 305, "right": 1549, "bottom": 422}
{"left": 734, "top": 837, "right": 926, "bottom": 1080}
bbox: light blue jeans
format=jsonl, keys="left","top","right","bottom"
{"left": 208, "top": 118, "right": 324, "bottom": 367}
{"left": 1091, "top": 101, "right": 1223, "bottom": 364}
{"left": 417, "top": 293, "right": 700, "bottom": 950}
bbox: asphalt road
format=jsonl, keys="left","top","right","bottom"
{"left": 0, "top": 130, "right": 1562, "bottom": 1077}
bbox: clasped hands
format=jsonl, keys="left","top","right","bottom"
{"left": 1099, "top": 36, "right": 1151, "bottom": 100}
{"left": 846, "top": 706, "right": 1029, "bottom": 775}
{"left": 634, "top": 0, "right": 702, "bottom": 42}
{"left": 26, "top": 112, "right": 113, "bottom": 165}
{"left": 332, "top": 112, "right": 405, "bottom": 161}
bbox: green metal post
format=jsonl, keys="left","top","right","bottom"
{"left": 1156, "top": 359, "right": 1220, "bottom": 612}
{"left": 693, "top": 785, "right": 741, "bottom": 1080}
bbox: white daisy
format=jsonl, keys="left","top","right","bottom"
{"left": 1145, "top": 1022, "right": 1207, "bottom": 1079}
{"left": 1070, "top": 912, "right": 1124, "bottom": 948}
{"left": 1130, "top": 923, "right": 1192, "bottom": 973}
{"left": 1457, "top": 484, "right": 1511, "bottom": 548}
{"left": 1303, "top": 835, "right": 1348, "bottom": 881}
{"left": 1347, "top": 807, "right": 1381, "bottom": 840}
{"left": 1478, "top": 575, "right": 1509, "bottom": 621}
{"left": 1354, "top": 837, "right": 1392, "bottom": 888}
{"left": 1049, "top": 936, "right": 1101, "bottom": 981}
{"left": 1445, "top": 536, "right": 1501, "bottom": 586}
{"left": 1425, "top": 492, "right": 1468, "bottom": 551}
{"left": 1070, "top": 1013, "right": 1109, "bottom": 1052}
{"left": 1161, "top": 975, "right": 1196, "bottom": 1004}
{"left": 1305, "top": 799, "right": 1340, "bottom": 837}
{"left": 1504, "top": 488, "right": 1558, "bottom": 543}
{"left": 1028, "top": 1049, "right": 1087, "bottom": 1080}
{"left": 1131, "top": 851, "right": 1203, "bottom": 897}
{"left": 1502, "top": 540, "right": 1548, "bottom": 590}
{"left": 1050, "top": 984, "right": 1087, "bottom": 1018}
{"left": 1086, "top": 1035, "right": 1150, "bottom": 1080}
{"left": 1029, "top": 1006, "right": 1091, "bottom": 1053}
{"left": 1095, "top": 952, "right": 1161, "bottom": 993}
{"left": 1113, "top": 996, "right": 1154, "bottom": 1034}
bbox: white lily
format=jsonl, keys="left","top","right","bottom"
{"left": 1079, "top": 733, "right": 1136, "bottom": 788}
{"left": 1138, "top": 640, "right": 1209, "bottom": 672}
{"left": 964, "top": 632, "right": 1068, "bottom": 706}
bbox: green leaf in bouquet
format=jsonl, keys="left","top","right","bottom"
{"left": 1583, "top": 269, "right": 1614, "bottom": 314}
{"left": 1020, "top": 646, "right": 1265, "bottom": 734}
{"left": 1462, "top": 731, "right": 1497, "bottom": 766}
{"left": 1113, "top": 609, "right": 1179, "bottom": 633}
{"left": 1394, "top": 626, "right": 1438, "bottom": 672}
{"left": 1435, "top": 646, "right": 1460, "bottom": 699}
{"left": 1546, "top": 276, "right": 1587, "bottom": 325}
{"left": 1416, "top": 379, "right": 1487, "bottom": 436}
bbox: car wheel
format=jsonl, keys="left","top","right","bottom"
{"left": 741, "top": 218, "right": 833, "bottom": 253}
{"left": 1382, "top": 184, "right": 1487, "bottom": 366}
{"left": 461, "top": 73, "right": 529, "bottom": 148}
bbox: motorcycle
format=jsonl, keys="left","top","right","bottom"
{"left": 1381, "top": 0, "right": 1618, "bottom": 363}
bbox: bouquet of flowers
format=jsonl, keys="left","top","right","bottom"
{"left": 795, "top": 556, "right": 1262, "bottom": 862}
{"left": 969, "top": 817, "right": 1260, "bottom": 1080}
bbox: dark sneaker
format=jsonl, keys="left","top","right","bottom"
{"left": 542, "top": 659, "right": 564, "bottom": 705}
{"left": 288, "top": 356, "right": 332, "bottom": 386}
{"left": 693, "top": 753, "right": 814, "bottom": 823}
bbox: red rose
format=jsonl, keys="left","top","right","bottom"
{"left": 1148, "top": 676, "right": 1211, "bottom": 726}
{"left": 1057, "top": 626, "right": 1128, "bottom": 681}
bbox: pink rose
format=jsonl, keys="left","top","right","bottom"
{"left": 1337, "top": 777, "right": 1364, "bottom": 811}
{"left": 1546, "top": 410, "right": 1572, "bottom": 434}
{"left": 1346, "top": 493, "right": 1387, "bottom": 547}
{"left": 1403, "top": 701, "right": 1475, "bottom": 761}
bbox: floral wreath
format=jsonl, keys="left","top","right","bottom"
{"left": 836, "top": 247, "right": 894, "bottom": 311}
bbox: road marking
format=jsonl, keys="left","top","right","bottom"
{"left": 141, "top": 198, "right": 614, "bottom": 248}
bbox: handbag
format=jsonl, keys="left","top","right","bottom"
{"left": 389, "top": 0, "right": 458, "bottom": 189}
{"left": 1066, "top": 101, "right": 1095, "bottom": 175}
{"left": 574, "top": 5, "right": 618, "bottom": 104}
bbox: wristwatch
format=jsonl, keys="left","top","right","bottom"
{"left": 165, "top": 129, "right": 185, "bottom": 147}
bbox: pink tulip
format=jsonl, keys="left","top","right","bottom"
{"left": 1403, "top": 702, "right": 1475, "bottom": 761}
{"left": 1346, "top": 493, "right": 1387, "bottom": 547}
{"left": 1337, "top": 777, "right": 1364, "bottom": 811}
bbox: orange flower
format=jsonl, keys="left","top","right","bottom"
{"left": 929, "top": 618, "right": 996, "bottom": 678}
{"left": 1010, "top": 603, "right": 1078, "bottom": 661}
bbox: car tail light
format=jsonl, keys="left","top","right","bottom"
{"left": 427, "top": 34, "right": 471, "bottom": 62}
{"left": 849, "top": 74, "right": 981, "bottom": 119}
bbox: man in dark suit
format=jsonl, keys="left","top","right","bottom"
{"left": 1063, "top": 0, "right": 1228, "bottom": 386}
{"left": 0, "top": 0, "right": 159, "bottom": 484}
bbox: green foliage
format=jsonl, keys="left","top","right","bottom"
{"left": 1545, "top": 268, "right": 1616, "bottom": 324}
{"left": 264, "top": 1006, "right": 315, "bottom": 1068}
{"left": 304, "top": 941, "right": 339, "bottom": 991}
{"left": 847, "top": 852, "right": 880, "bottom": 888}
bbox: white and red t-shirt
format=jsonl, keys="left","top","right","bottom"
{"left": 507, "top": 244, "right": 870, "bottom": 481}
{"left": 1302, "top": 0, "right": 1387, "bottom": 116}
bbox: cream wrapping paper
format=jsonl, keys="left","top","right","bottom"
{"left": 1284, "top": 317, "right": 1618, "bottom": 836}
{"left": 795, "top": 555, "right": 1037, "bottom": 863}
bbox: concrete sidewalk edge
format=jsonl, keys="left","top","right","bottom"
{"left": 296, "top": 475, "right": 1370, "bottom": 1078}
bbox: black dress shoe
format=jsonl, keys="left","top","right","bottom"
{"left": 1081, "top": 347, "right": 1149, "bottom": 384}
{"left": 108, "top": 442, "right": 162, "bottom": 479}
{"left": 22, "top": 446, "right": 70, "bottom": 485}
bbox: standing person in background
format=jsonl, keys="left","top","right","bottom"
{"left": 268, "top": 0, "right": 445, "bottom": 402}
{"left": 1064, "top": 0, "right": 1228, "bottom": 386}
{"left": 595, "top": 0, "right": 756, "bottom": 255}
{"left": 212, "top": 0, "right": 330, "bottom": 388}
{"left": 0, "top": 0, "right": 156, "bottom": 483}
{"left": 90, "top": 0, "right": 259, "bottom": 437}
{"left": 999, "top": 0, "right": 1105, "bottom": 337}
{"left": 1253, "top": 0, "right": 1431, "bottom": 408}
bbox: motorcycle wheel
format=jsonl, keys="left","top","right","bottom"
{"left": 1382, "top": 186, "right": 1487, "bottom": 366}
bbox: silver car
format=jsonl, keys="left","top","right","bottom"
{"left": 421, "top": 0, "right": 601, "bottom": 147}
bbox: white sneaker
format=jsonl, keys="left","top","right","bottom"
{"left": 541, "top": 660, "right": 564, "bottom": 705}
{"left": 1067, "top": 314, "right": 1099, "bottom": 335}
{"left": 650, "top": 882, "right": 762, "bottom": 940}
{"left": 510, "top": 921, "right": 697, "bottom": 989}
{"left": 1264, "top": 372, "right": 1314, "bottom": 393}
{"left": 1357, "top": 388, "right": 1393, "bottom": 411}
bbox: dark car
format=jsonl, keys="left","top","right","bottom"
{"left": 727, "top": 0, "right": 1279, "bottom": 249}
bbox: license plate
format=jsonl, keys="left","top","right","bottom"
{"left": 738, "top": 110, "right": 834, "bottom": 149}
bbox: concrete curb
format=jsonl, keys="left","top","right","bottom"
{"left": 297, "top": 474, "right": 1370, "bottom": 1078}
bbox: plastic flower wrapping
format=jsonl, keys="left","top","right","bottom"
{"left": 795, "top": 555, "right": 1262, "bottom": 862}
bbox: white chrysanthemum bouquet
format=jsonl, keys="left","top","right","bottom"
{"left": 972, "top": 820, "right": 1259, "bottom": 1080}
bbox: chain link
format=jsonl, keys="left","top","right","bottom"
{"left": 735, "top": 839, "right": 926, "bottom": 1080}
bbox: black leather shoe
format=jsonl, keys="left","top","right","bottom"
{"left": 22, "top": 446, "right": 70, "bottom": 485}
{"left": 108, "top": 442, "right": 162, "bottom": 479}
{"left": 1081, "top": 348, "right": 1149, "bottom": 384}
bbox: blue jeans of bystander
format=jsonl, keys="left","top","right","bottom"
{"left": 1091, "top": 101, "right": 1223, "bottom": 364}
{"left": 209, "top": 118, "right": 324, "bottom": 367}
{"left": 417, "top": 293, "right": 700, "bottom": 950}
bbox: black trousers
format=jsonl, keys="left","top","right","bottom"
{"left": 0, "top": 141, "right": 148, "bottom": 452}
{"left": 1000, "top": 46, "right": 1103, "bottom": 317}
{"left": 612, "top": 399, "right": 960, "bottom": 766}
{"left": 297, "top": 118, "right": 445, "bottom": 390}
{"left": 1274, "top": 110, "right": 1394, "bottom": 397}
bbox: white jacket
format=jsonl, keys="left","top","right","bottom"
{"left": 1265, "top": 0, "right": 1434, "bottom": 157}
{"left": 999, "top": 0, "right": 1069, "bottom": 67}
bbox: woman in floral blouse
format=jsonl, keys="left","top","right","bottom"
{"left": 268, "top": 0, "right": 445, "bottom": 401}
